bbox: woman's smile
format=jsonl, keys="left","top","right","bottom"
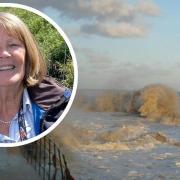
{"left": 0, "top": 65, "right": 16, "bottom": 71}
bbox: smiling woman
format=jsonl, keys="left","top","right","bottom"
{"left": 0, "top": 27, "right": 26, "bottom": 87}
{"left": 0, "top": 12, "right": 73, "bottom": 144}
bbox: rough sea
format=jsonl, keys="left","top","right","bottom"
{"left": 53, "top": 87, "right": 180, "bottom": 179}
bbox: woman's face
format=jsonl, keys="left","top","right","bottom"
{"left": 0, "top": 27, "right": 26, "bottom": 87}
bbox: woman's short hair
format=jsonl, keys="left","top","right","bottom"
{"left": 0, "top": 12, "right": 47, "bottom": 86}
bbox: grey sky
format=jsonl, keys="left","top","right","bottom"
{"left": 2, "top": 0, "right": 160, "bottom": 38}
{"left": 0, "top": 1, "right": 180, "bottom": 91}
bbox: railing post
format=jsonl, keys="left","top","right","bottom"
{"left": 35, "top": 141, "right": 37, "bottom": 170}
{"left": 43, "top": 136, "right": 46, "bottom": 180}
{"left": 52, "top": 142, "right": 57, "bottom": 180}
{"left": 39, "top": 138, "right": 42, "bottom": 176}
{"left": 58, "top": 149, "right": 64, "bottom": 180}
{"left": 48, "top": 138, "right": 51, "bottom": 180}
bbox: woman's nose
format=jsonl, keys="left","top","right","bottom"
{"left": 0, "top": 48, "right": 11, "bottom": 58}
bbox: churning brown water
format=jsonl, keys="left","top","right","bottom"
{"left": 51, "top": 86, "right": 180, "bottom": 179}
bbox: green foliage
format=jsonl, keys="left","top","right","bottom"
{"left": 61, "top": 60, "right": 74, "bottom": 88}
{"left": 0, "top": 7, "right": 74, "bottom": 88}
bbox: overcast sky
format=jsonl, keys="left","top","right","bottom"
{"left": 0, "top": 1, "right": 180, "bottom": 90}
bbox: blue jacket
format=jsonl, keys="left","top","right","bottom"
{"left": 27, "top": 77, "right": 71, "bottom": 135}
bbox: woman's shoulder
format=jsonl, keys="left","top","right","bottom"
{"left": 27, "top": 76, "right": 71, "bottom": 110}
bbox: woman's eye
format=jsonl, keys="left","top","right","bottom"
{"left": 9, "top": 43, "right": 18, "bottom": 47}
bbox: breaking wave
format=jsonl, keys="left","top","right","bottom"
{"left": 76, "top": 84, "right": 180, "bottom": 124}
{"left": 130, "top": 84, "right": 180, "bottom": 124}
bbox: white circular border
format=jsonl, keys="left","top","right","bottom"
{"left": 0, "top": 3, "right": 78, "bottom": 147}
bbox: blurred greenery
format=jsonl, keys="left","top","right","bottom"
{"left": 0, "top": 7, "right": 74, "bottom": 88}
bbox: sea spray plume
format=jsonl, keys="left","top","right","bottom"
{"left": 52, "top": 122, "right": 80, "bottom": 150}
{"left": 74, "top": 90, "right": 139, "bottom": 112}
{"left": 74, "top": 86, "right": 180, "bottom": 125}
{"left": 127, "top": 91, "right": 142, "bottom": 113}
{"left": 52, "top": 121, "right": 95, "bottom": 150}
{"left": 133, "top": 84, "right": 180, "bottom": 124}
{"left": 86, "top": 91, "right": 133, "bottom": 112}
{"left": 74, "top": 89, "right": 135, "bottom": 112}
{"left": 94, "top": 92, "right": 119, "bottom": 112}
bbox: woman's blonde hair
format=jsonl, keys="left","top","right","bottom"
{"left": 0, "top": 12, "right": 47, "bottom": 86}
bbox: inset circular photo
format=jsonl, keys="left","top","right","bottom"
{"left": 0, "top": 3, "right": 78, "bottom": 147}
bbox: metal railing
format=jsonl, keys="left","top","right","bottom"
{"left": 21, "top": 136, "right": 74, "bottom": 180}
